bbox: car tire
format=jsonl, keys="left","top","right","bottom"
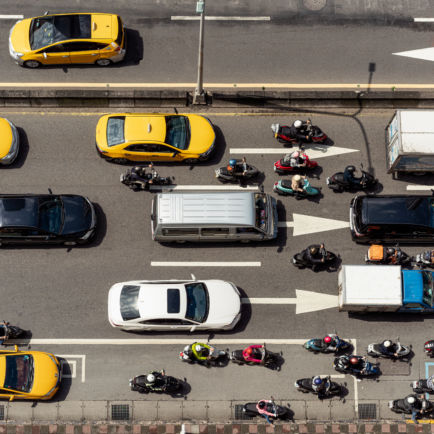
{"left": 184, "top": 158, "right": 199, "bottom": 164}
{"left": 95, "top": 58, "right": 112, "bottom": 67}
{"left": 24, "top": 60, "right": 41, "bottom": 68}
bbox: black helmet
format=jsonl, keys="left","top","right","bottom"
{"left": 346, "top": 165, "right": 356, "bottom": 174}
{"left": 258, "top": 401, "right": 266, "bottom": 409}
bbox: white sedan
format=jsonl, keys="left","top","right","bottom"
{"left": 108, "top": 278, "right": 242, "bottom": 331}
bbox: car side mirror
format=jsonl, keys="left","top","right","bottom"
{"left": 190, "top": 326, "right": 197, "bottom": 332}
{"left": 43, "top": 52, "right": 47, "bottom": 59}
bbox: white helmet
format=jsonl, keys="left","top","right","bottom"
{"left": 293, "top": 174, "right": 301, "bottom": 182}
{"left": 407, "top": 396, "right": 416, "bottom": 404}
{"left": 146, "top": 374, "right": 155, "bottom": 384}
{"left": 294, "top": 120, "right": 302, "bottom": 128}
{"left": 383, "top": 340, "right": 392, "bottom": 348}
{"left": 195, "top": 344, "right": 203, "bottom": 352}
{"left": 292, "top": 151, "right": 300, "bottom": 158}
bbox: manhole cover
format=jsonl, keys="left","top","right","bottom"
{"left": 358, "top": 403, "right": 377, "bottom": 420}
{"left": 111, "top": 404, "right": 130, "bottom": 421}
{"left": 303, "top": 0, "right": 327, "bottom": 11}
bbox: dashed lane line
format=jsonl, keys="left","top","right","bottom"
{"left": 171, "top": 16, "right": 270, "bottom": 21}
{"left": 151, "top": 261, "right": 261, "bottom": 267}
{"left": 0, "top": 15, "right": 23, "bottom": 19}
{"left": 414, "top": 18, "right": 434, "bottom": 22}
{"left": 149, "top": 185, "right": 259, "bottom": 191}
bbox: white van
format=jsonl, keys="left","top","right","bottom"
{"left": 151, "top": 191, "right": 278, "bottom": 242}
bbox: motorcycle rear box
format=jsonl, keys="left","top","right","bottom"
{"left": 338, "top": 265, "right": 402, "bottom": 312}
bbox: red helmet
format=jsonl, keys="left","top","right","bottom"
{"left": 350, "top": 357, "right": 359, "bottom": 365}
{"left": 324, "top": 336, "right": 332, "bottom": 344}
{"left": 246, "top": 347, "right": 253, "bottom": 355}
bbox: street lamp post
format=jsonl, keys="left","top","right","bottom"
{"left": 193, "top": 0, "right": 205, "bottom": 104}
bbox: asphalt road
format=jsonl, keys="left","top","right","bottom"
{"left": 1, "top": 107, "right": 434, "bottom": 405}
{"left": 0, "top": 1, "right": 433, "bottom": 85}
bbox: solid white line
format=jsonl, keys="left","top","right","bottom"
{"left": 171, "top": 16, "right": 270, "bottom": 21}
{"left": 57, "top": 354, "right": 86, "bottom": 382}
{"left": 0, "top": 15, "right": 24, "bottom": 19}
{"left": 242, "top": 297, "right": 296, "bottom": 304}
{"left": 150, "top": 185, "right": 259, "bottom": 191}
{"left": 414, "top": 18, "right": 434, "bottom": 22}
{"left": 231, "top": 148, "right": 290, "bottom": 154}
{"left": 151, "top": 261, "right": 261, "bottom": 267}
{"left": 407, "top": 185, "right": 434, "bottom": 190}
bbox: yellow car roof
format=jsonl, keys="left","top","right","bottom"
{"left": 124, "top": 116, "right": 166, "bottom": 143}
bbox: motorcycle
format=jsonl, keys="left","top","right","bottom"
{"left": 412, "top": 379, "right": 434, "bottom": 394}
{"left": 295, "top": 376, "right": 343, "bottom": 398}
{"left": 271, "top": 119, "right": 328, "bottom": 146}
{"left": 215, "top": 160, "right": 260, "bottom": 183}
{"left": 120, "top": 166, "right": 173, "bottom": 191}
{"left": 303, "top": 335, "right": 351, "bottom": 354}
{"left": 367, "top": 340, "right": 412, "bottom": 359}
{"left": 0, "top": 322, "right": 25, "bottom": 343}
{"left": 179, "top": 343, "right": 229, "bottom": 366}
{"left": 389, "top": 395, "right": 432, "bottom": 418}
{"left": 242, "top": 399, "right": 288, "bottom": 420}
{"left": 365, "top": 245, "right": 411, "bottom": 266}
{"left": 424, "top": 340, "right": 434, "bottom": 357}
{"left": 414, "top": 250, "right": 434, "bottom": 268}
{"left": 292, "top": 245, "right": 338, "bottom": 271}
{"left": 273, "top": 177, "right": 320, "bottom": 199}
{"left": 333, "top": 355, "right": 380, "bottom": 377}
{"left": 129, "top": 372, "right": 183, "bottom": 394}
{"left": 230, "top": 344, "right": 282, "bottom": 370}
{"left": 326, "top": 166, "right": 377, "bottom": 192}
{"left": 273, "top": 152, "right": 318, "bottom": 174}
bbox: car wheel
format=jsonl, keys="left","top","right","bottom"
{"left": 111, "top": 158, "right": 129, "bottom": 164}
{"left": 184, "top": 158, "right": 199, "bottom": 164}
{"left": 24, "top": 60, "right": 41, "bottom": 68}
{"left": 64, "top": 241, "right": 77, "bottom": 246}
{"left": 95, "top": 58, "right": 112, "bottom": 67}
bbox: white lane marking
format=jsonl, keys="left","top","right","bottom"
{"left": 60, "top": 360, "right": 76, "bottom": 379}
{"left": 57, "top": 354, "right": 86, "bottom": 382}
{"left": 407, "top": 185, "right": 434, "bottom": 190}
{"left": 171, "top": 16, "right": 270, "bottom": 21}
{"left": 414, "top": 18, "right": 434, "bottom": 22}
{"left": 151, "top": 261, "right": 261, "bottom": 267}
{"left": 230, "top": 145, "right": 358, "bottom": 159}
{"left": 0, "top": 15, "right": 24, "bottom": 19}
{"left": 243, "top": 290, "right": 339, "bottom": 314}
{"left": 393, "top": 47, "right": 434, "bottom": 62}
{"left": 278, "top": 214, "right": 350, "bottom": 236}
{"left": 150, "top": 185, "right": 259, "bottom": 191}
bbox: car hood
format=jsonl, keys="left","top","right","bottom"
{"left": 60, "top": 196, "right": 93, "bottom": 235}
{"left": 31, "top": 352, "right": 60, "bottom": 397}
{"left": 10, "top": 19, "right": 31, "bottom": 53}
{"left": 108, "top": 283, "right": 124, "bottom": 325}
{"left": 206, "top": 280, "right": 241, "bottom": 325}
{"left": 186, "top": 115, "right": 215, "bottom": 154}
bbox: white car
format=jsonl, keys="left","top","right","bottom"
{"left": 108, "top": 278, "right": 242, "bottom": 331}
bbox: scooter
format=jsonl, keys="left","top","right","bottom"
{"left": 367, "top": 340, "right": 412, "bottom": 359}
{"left": 303, "top": 335, "right": 351, "bottom": 354}
{"left": 129, "top": 372, "right": 183, "bottom": 394}
{"left": 414, "top": 250, "right": 434, "bottom": 268}
{"left": 230, "top": 344, "right": 282, "bottom": 370}
{"left": 292, "top": 245, "right": 338, "bottom": 271}
{"left": 271, "top": 119, "right": 328, "bottom": 146}
{"left": 0, "top": 322, "right": 25, "bottom": 343}
{"left": 412, "top": 379, "right": 434, "bottom": 394}
{"left": 295, "top": 376, "right": 343, "bottom": 398}
{"left": 179, "top": 343, "right": 229, "bottom": 366}
{"left": 424, "top": 341, "right": 434, "bottom": 357}
{"left": 242, "top": 399, "right": 288, "bottom": 420}
{"left": 120, "top": 166, "right": 173, "bottom": 190}
{"left": 273, "top": 177, "right": 320, "bottom": 199}
{"left": 365, "top": 245, "right": 411, "bottom": 265}
{"left": 327, "top": 166, "right": 377, "bottom": 192}
{"left": 333, "top": 355, "right": 380, "bottom": 377}
{"left": 215, "top": 161, "right": 260, "bottom": 183}
{"left": 273, "top": 152, "right": 318, "bottom": 174}
{"left": 389, "top": 395, "right": 432, "bottom": 417}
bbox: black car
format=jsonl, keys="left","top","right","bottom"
{"left": 350, "top": 195, "right": 434, "bottom": 244}
{"left": 0, "top": 194, "right": 97, "bottom": 246}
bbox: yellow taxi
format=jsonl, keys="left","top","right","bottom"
{"left": 95, "top": 113, "right": 216, "bottom": 164}
{"left": 0, "top": 346, "right": 61, "bottom": 401}
{"left": 9, "top": 13, "right": 125, "bottom": 68}
{"left": 0, "top": 118, "right": 20, "bottom": 165}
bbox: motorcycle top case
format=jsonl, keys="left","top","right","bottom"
{"left": 368, "top": 245, "right": 386, "bottom": 261}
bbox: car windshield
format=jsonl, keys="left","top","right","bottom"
{"left": 4, "top": 355, "right": 33, "bottom": 393}
{"left": 120, "top": 285, "right": 140, "bottom": 321}
{"left": 165, "top": 116, "right": 190, "bottom": 150}
{"left": 185, "top": 282, "right": 208, "bottom": 323}
{"left": 422, "top": 271, "right": 434, "bottom": 307}
{"left": 255, "top": 193, "right": 267, "bottom": 231}
{"left": 107, "top": 117, "right": 125, "bottom": 147}
{"left": 38, "top": 197, "right": 63, "bottom": 234}
{"left": 30, "top": 14, "right": 91, "bottom": 50}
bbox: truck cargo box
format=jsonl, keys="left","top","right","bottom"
{"left": 338, "top": 265, "right": 402, "bottom": 312}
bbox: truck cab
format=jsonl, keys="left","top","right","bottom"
{"left": 401, "top": 269, "right": 434, "bottom": 312}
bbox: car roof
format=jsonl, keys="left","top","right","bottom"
{"left": 361, "top": 195, "right": 432, "bottom": 227}
{"left": 124, "top": 115, "right": 166, "bottom": 143}
{"left": 0, "top": 196, "right": 40, "bottom": 228}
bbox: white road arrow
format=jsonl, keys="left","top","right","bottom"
{"left": 242, "top": 290, "right": 339, "bottom": 314}
{"left": 393, "top": 47, "right": 434, "bottom": 62}
{"left": 230, "top": 144, "right": 358, "bottom": 159}
{"left": 278, "top": 213, "right": 349, "bottom": 236}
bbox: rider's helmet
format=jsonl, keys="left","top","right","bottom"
{"left": 292, "top": 151, "right": 300, "bottom": 158}
{"left": 313, "top": 377, "right": 322, "bottom": 386}
{"left": 194, "top": 344, "right": 203, "bottom": 352}
{"left": 293, "top": 174, "right": 301, "bottom": 182}
{"left": 245, "top": 347, "right": 253, "bottom": 355}
{"left": 229, "top": 159, "right": 237, "bottom": 168}
{"left": 146, "top": 374, "right": 156, "bottom": 384}
{"left": 383, "top": 340, "right": 392, "bottom": 348}
{"left": 406, "top": 396, "right": 416, "bottom": 405}
{"left": 324, "top": 336, "right": 332, "bottom": 344}
{"left": 386, "top": 248, "right": 395, "bottom": 255}
{"left": 310, "top": 246, "right": 319, "bottom": 255}
{"left": 350, "top": 357, "right": 359, "bottom": 365}
{"left": 294, "top": 120, "right": 303, "bottom": 128}
{"left": 258, "top": 401, "right": 266, "bottom": 409}
{"left": 346, "top": 165, "right": 356, "bottom": 174}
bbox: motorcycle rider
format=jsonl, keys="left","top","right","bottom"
{"left": 338, "top": 355, "right": 367, "bottom": 374}
{"left": 381, "top": 340, "right": 401, "bottom": 358}
{"left": 226, "top": 159, "right": 237, "bottom": 175}
{"left": 343, "top": 165, "right": 362, "bottom": 186}
{"left": 291, "top": 174, "right": 305, "bottom": 193}
{"left": 302, "top": 244, "right": 326, "bottom": 270}
{"left": 286, "top": 151, "right": 307, "bottom": 168}
{"left": 322, "top": 335, "right": 338, "bottom": 351}
{"left": 147, "top": 163, "right": 159, "bottom": 183}
{"left": 426, "top": 375, "right": 434, "bottom": 391}
{"left": 256, "top": 400, "right": 275, "bottom": 425}
{"left": 242, "top": 345, "right": 265, "bottom": 364}
{"left": 311, "top": 376, "right": 330, "bottom": 399}
{"left": 0, "top": 321, "right": 10, "bottom": 344}
{"left": 288, "top": 120, "right": 310, "bottom": 143}
{"left": 405, "top": 395, "right": 430, "bottom": 424}
{"left": 145, "top": 370, "right": 166, "bottom": 391}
